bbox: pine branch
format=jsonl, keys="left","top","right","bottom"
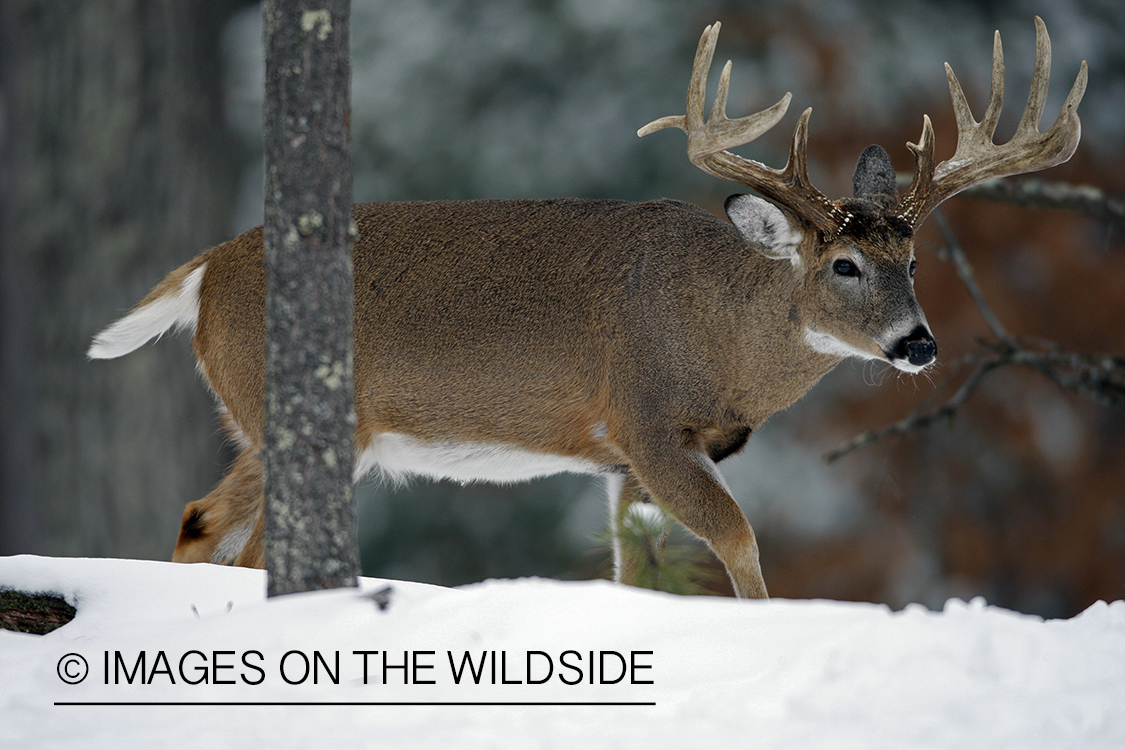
{"left": 602, "top": 502, "right": 719, "bottom": 596}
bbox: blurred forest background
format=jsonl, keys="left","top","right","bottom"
{"left": 1, "top": 0, "right": 1123, "bottom": 618}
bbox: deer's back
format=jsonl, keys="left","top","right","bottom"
{"left": 194, "top": 198, "right": 746, "bottom": 453}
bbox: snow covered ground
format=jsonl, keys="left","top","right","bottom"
{"left": 1, "top": 555, "right": 1122, "bottom": 748}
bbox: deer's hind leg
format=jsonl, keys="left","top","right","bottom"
{"left": 173, "top": 447, "right": 265, "bottom": 568}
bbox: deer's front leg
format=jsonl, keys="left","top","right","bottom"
{"left": 627, "top": 441, "right": 767, "bottom": 599}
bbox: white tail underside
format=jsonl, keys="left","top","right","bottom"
{"left": 87, "top": 264, "right": 207, "bottom": 360}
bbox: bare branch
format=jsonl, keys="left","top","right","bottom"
{"left": 895, "top": 174, "right": 1125, "bottom": 227}
{"left": 1008, "top": 345, "right": 1125, "bottom": 409}
{"left": 825, "top": 355, "right": 1004, "bottom": 463}
{"left": 932, "top": 208, "right": 1014, "bottom": 345}
{"left": 826, "top": 342, "right": 1125, "bottom": 463}
{"left": 962, "top": 179, "right": 1125, "bottom": 227}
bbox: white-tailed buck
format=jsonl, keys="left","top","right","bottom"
{"left": 90, "top": 19, "right": 1085, "bottom": 598}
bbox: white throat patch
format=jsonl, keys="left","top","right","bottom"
{"left": 804, "top": 326, "right": 931, "bottom": 374}
{"left": 803, "top": 327, "right": 881, "bottom": 363}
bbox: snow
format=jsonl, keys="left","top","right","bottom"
{"left": 2, "top": 555, "right": 1123, "bottom": 748}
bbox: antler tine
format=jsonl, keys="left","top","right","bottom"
{"left": 1029, "top": 17, "right": 1088, "bottom": 134}
{"left": 639, "top": 23, "right": 791, "bottom": 155}
{"left": 639, "top": 22, "right": 842, "bottom": 235}
{"left": 981, "top": 30, "right": 1006, "bottom": 139}
{"left": 946, "top": 30, "right": 1004, "bottom": 148}
{"left": 783, "top": 108, "right": 818, "bottom": 195}
{"left": 685, "top": 22, "right": 717, "bottom": 133}
{"left": 898, "top": 16, "right": 1087, "bottom": 228}
{"left": 711, "top": 60, "right": 734, "bottom": 128}
{"left": 637, "top": 23, "right": 719, "bottom": 139}
{"left": 1019, "top": 17, "right": 1051, "bottom": 135}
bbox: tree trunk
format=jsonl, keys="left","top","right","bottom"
{"left": 261, "top": 0, "right": 359, "bottom": 596}
{"left": 0, "top": 0, "right": 249, "bottom": 560}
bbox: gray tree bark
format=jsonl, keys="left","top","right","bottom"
{"left": 261, "top": 0, "right": 359, "bottom": 596}
{"left": 0, "top": 0, "right": 248, "bottom": 560}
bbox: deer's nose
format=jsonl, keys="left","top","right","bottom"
{"left": 891, "top": 325, "right": 937, "bottom": 368}
{"left": 906, "top": 337, "right": 937, "bottom": 367}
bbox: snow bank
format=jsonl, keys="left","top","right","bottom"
{"left": 1, "top": 555, "right": 1122, "bottom": 748}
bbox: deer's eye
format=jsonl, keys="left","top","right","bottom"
{"left": 833, "top": 258, "right": 859, "bottom": 277}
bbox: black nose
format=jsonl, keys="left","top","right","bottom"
{"left": 892, "top": 325, "right": 937, "bottom": 367}
{"left": 906, "top": 338, "right": 937, "bottom": 366}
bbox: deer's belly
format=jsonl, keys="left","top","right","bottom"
{"left": 355, "top": 432, "right": 612, "bottom": 485}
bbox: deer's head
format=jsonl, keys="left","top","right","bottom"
{"left": 640, "top": 19, "right": 1086, "bottom": 374}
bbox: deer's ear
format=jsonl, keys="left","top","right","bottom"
{"left": 725, "top": 194, "right": 803, "bottom": 263}
{"left": 852, "top": 144, "right": 897, "bottom": 209}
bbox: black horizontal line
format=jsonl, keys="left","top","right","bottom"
{"left": 55, "top": 701, "right": 656, "bottom": 707}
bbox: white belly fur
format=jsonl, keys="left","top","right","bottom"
{"left": 355, "top": 432, "right": 605, "bottom": 485}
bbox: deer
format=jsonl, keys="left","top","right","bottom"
{"left": 88, "top": 18, "right": 1085, "bottom": 599}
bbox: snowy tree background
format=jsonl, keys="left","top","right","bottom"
{"left": 2, "top": 0, "right": 1123, "bottom": 617}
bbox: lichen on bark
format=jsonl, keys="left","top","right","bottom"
{"left": 261, "top": 0, "right": 359, "bottom": 597}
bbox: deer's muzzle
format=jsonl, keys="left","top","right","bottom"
{"left": 890, "top": 325, "right": 937, "bottom": 369}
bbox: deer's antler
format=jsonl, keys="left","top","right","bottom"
{"left": 897, "top": 16, "right": 1087, "bottom": 228}
{"left": 638, "top": 22, "right": 846, "bottom": 236}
